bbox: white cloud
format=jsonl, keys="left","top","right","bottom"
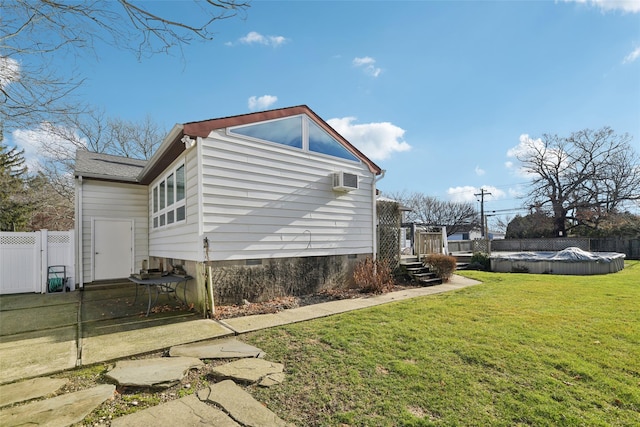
{"left": 0, "top": 56, "right": 20, "bottom": 89}
{"left": 623, "top": 47, "right": 640, "bottom": 64}
{"left": 506, "top": 134, "right": 544, "bottom": 159}
{"left": 327, "top": 117, "right": 410, "bottom": 161}
{"left": 562, "top": 0, "right": 640, "bottom": 13}
{"left": 475, "top": 166, "right": 486, "bottom": 176}
{"left": 447, "top": 186, "right": 506, "bottom": 203}
{"left": 11, "top": 123, "right": 85, "bottom": 172}
{"left": 506, "top": 133, "right": 570, "bottom": 178}
{"left": 353, "top": 56, "right": 382, "bottom": 77}
{"left": 248, "top": 95, "right": 278, "bottom": 111}
{"left": 505, "top": 134, "right": 547, "bottom": 178}
{"left": 237, "top": 31, "right": 289, "bottom": 47}
{"left": 447, "top": 186, "right": 478, "bottom": 203}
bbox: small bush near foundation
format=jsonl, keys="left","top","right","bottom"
{"left": 468, "top": 252, "right": 491, "bottom": 271}
{"left": 424, "top": 254, "right": 457, "bottom": 282}
{"left": 353, "top": 257, "right": 394, "bottom": 294}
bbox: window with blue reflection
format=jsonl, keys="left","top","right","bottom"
{"left": 230, "top": 116, "right": 302, "bottom": 149}
{"left": 308, "top": 119, "right": 359, "bottom": 161}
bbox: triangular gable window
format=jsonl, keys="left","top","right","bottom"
{"left": 308, "top": 119, "right": 359, "bottom": 162}
{"left": 228, "top": 115, "right": 359, "bottom": 163}
{"left": 229, "top": 116, "right": 302, "bottom": 149}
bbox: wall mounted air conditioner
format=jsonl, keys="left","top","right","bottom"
{"left": 332, "top": 171, "right": 358, "bottom": 192}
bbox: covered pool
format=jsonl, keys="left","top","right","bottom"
{"left": 490, "top": 247, "right": 625, "bottom": 275}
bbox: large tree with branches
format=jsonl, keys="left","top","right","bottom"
{"left": 37, "top": 109, "right": 165, "bottom": 201}
{"left": 513, "top": 127, "right": 640, "bottom": 237}
{"left": 1, "top": 0, "right": 250, "bottom": 131}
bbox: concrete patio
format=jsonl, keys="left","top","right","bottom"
{"left": 0, "top": 282, "right": 233, "bottom": 384}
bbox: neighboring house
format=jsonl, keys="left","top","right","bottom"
{"left": 447, "top": 228, "right": 482, "bottom": 241}
{"left": 447, "top": 229, "right": 505, "bottom": 240}
{"left": 74, "top": 105, "right": 383, "bottom": 307}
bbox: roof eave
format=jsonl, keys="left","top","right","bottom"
{"left": 74, "top": 172, "right": 141, "bottom": 184}
{"left": 137, "top": 124, "right": 184, "bottom": 184}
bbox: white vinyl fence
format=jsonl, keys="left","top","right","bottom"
{"left": 0, "top": 230, "right": 75, "bottom": 295}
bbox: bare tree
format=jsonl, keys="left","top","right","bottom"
{"left": 387, "top": 191, "right": 479, "bottom": 236}
{"left": 514, "top": 127, "right": 640, "bottom": 237}
{"left": 1, "top": 0, "right": 250, "bottom": 130}
{"left": 38, "top": 109, "right": 165, "bottom": 202}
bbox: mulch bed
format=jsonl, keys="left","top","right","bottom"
{"left": 211, "top": 284, "right": 416, "bottom": 320}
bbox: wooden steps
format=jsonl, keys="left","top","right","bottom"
{"left": 399, "top": 258, "right": 442, "bottom": 286}
{"left": 451, "top": 253, "right": 473, "bottom": 270}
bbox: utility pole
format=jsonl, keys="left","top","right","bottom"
{"left": 475, "top": 188, "right": 492, "bottom": 238}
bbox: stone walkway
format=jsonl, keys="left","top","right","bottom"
{"left": 0, "top": 338, "right": 291, "bottom": 426}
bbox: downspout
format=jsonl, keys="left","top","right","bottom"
{"left": 372, "top": 170, "right": 386, "bottom": 260}
{"left": 76, "top": 175, "right": 84, "bottom": 288}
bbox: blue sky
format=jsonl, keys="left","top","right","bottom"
{"left": 8, "top": 0, "right": 640, "bottom": 227}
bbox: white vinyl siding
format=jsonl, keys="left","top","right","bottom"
{"left": 149, "top": 149, "right": 200, "bottom": 261}
{"left": 79, "top": 180, "right": 148, "bottom": 281}
{"left": 200, "top": 131, "right": 374, "bottom": 261}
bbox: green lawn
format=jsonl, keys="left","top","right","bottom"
{"left": 245, "top": 261, "right": 640, "bottom": 426}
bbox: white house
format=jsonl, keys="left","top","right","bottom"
{"left": 74, "top": 105, "right": 383, "bottom": 306}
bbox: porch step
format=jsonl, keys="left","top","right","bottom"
{"left": 419, "top": 277, "right": 443, "bottom": 286}
{"left": 399, "top": 260, "right": 443, "bottom": 286}
{"left": 451, "top": 253, "right": 473, "bottom": 270}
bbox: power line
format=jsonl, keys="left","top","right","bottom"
{"left": 474, "top": 188, "right": 492, "bottom": 237}
{"left": 487, "top": 207, "right": 530, "bottom": 214}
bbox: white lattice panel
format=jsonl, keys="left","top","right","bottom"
{"left": 0, "top": 235, "right": 37, "bottom": 245}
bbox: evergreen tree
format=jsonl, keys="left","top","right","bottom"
{"left": 0, "top": 142, "right": 33, "bottom": 231}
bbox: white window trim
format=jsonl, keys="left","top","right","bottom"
{"left": 152, "top": 163, "right": 186, "bottom": 230}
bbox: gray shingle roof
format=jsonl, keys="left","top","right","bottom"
{"left": 74, "top": 150, "right": 147, "bottom": 182}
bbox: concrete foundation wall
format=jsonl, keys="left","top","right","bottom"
{"left": 151, "top": 254, "right": 368, "bottom": 308}
{"left": 207, "top": 254, "right": 366, "bottom": 305}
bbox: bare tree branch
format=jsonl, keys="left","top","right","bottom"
{"left": 515, "top": 127, "right": 640, "bottom": 236}
{"left": 386, "top": 191, "right": 479, "bottom": 236}
{"left": 1, "top": 0, "right": 250, "bottom": 132}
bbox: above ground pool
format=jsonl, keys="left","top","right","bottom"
{"left": 490, "top": 247, "right": 625, "bottom": 275}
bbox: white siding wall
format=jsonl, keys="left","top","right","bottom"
{"left": 148, "top": 149, "right": 200, "bottom": 261}
{"left": 201, "top": 131, "right": 375, "bottom": 261}
{"left": 80, "top": 180, "right": 148, "bottom": 282}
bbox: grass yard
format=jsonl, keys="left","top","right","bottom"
{"left": 245, "top": 261, "right": 640, "bottom": 426}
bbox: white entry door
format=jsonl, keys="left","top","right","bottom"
{"left": 93, "top": 219, "right": 134, "bottom": 281}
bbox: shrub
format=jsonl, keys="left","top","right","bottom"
{"left": 468, "top": 252, "right": 491, "bottom": 271}
{"left": 423, "top": 254, "right": 457, "bottom": 282}
{"left": 353, "top": 257, "right": 394, "bottom": 294}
